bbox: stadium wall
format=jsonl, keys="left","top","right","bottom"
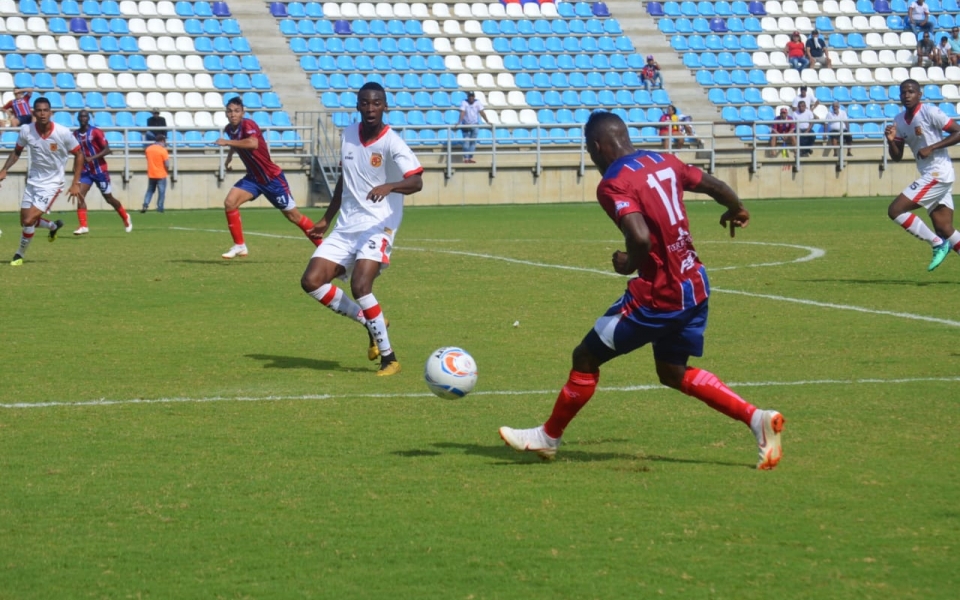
{"left": 0, "top": 161, "right": 929, "bottom": 213}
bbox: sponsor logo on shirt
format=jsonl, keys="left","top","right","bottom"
{"left": 370, "top": 152, "right": 383, "bottom": 168}
{"left": 614, "top": 200, "right": 630, "bottom": 213}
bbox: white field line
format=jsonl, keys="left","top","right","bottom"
{"left": 171, "top": 226, "right": 960, "bottom": 328}
{"left": 3, "top": 376, "right": 959, "bottom": 409}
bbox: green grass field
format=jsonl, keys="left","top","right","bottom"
{"left": 1, "top": 198, "right": 957, "bottom": 599}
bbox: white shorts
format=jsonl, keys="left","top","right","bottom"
{"left": 311, "top": 227, "right": 395, "bottom": 280}
{"left": 20, "top": 184, "right": 63, "bottom": 213}
{"left": 901, "top": 174, "right": 955, "bottom": 213}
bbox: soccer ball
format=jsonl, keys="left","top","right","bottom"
{"left": 424, "top": 347, "right": 478, "bottom": 399}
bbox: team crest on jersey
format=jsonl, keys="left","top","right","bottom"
{"left": 370, "top": 152, "right": 383, "bottom": 167}
{"left": 49, "top": 143, "right": 58, "bottom": 151}
{"left": 915, "top": 126, "right": 923, "bottom": 137}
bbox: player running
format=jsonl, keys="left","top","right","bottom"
{"left": 0, "top": 97, "right": 83, "bottom": 265}
{"left": 215, "top": 97, "right": 319, "bottom": 259}
{"left": 299, "top": 82, "right": 423, "bottom": 377}
{"left": 885, "top": 78, "right": 960, "bottom": 271}
{"left": 72, "top": 110, "right": 133, "bottom": 235}
{"left": 498, "top": 111, "right": 785, "bottom": 470}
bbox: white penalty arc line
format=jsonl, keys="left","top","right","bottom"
{"left": 170, "top": 227, "right": 960, "bottom": 328}
{"left": 3, "top": 376, "right": 959, "bottom": 409}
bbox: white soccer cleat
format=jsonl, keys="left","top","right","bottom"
{"left": 221, "top": 244, "right": 248, "bottom": 259}
{"left": 755, "top": 410, "right": 785, "bottom": 470}
{"left": 499, "top": 425, "right": 560, "bottom": 460}
{"left": 73, "top": 226, "right": 89, "bottom": 236}
{"left": 124, "top": 214, "right": 132, "bottom": 233}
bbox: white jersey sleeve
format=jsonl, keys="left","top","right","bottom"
{"left": 894, "top": 104, "right": 956, "bottom": 182}
{"left": 386, "top": 132, "right": 422, "bottom": 181}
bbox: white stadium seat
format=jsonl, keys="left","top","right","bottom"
{"left": 946, "top": 66, "right": 960, "bottom": 80}
{"left": 145, "top": 91, "right": 165, "bottom": 108}
{"left": 901, "top": 32, "right": 917, "bottom": 47}
{"left": 836, "top": 68, "right": 855, "bottom": 83}
{"left": 782, "top": 0, "right": 801, "bottom": 15}
{"left": 464, "top": 55, "right": 484, "bottom": 70}
{"left": 928, "top": 68, "right": 947, "bottom": 83}
{"left": 463, "top": 19, "right": 482, "bottom": 34}
{"left": 485, "top": 55, "right": 504, "bottom": 70}
{"left": 124, "top": 92, "right": 145, "bottom": 111}
{"left": 26, "top": 16, "right": 46, "bottom": 32}
{"left": 818, "top": 69, "right": 837, "bottom": 84}
{"left": 878, "top": 50, "right": 897, "bottom": 66}
{"left": 340, "top": 3, "right": 359, "bottom": 18}
{"left": 838, "top": 0, "right": 858, "bottom": 12}
{"left": 444, "top": 55, "right": 464, "bottom": 70}
{"left": 157, "top": 1, "right": 176, "bottom": 16}
{"left": 860, "top": 50, "right": 880, "bottom": 66}
{"left": 487, "top": 91, "right": 507, "bottom": 107}
{"left": 854, "top": 68, "right": 875, "bottom": 83}
{"left": 0, "top": 78, "right": 12, "bottom": 93}
{"left": 540, "top": 2, "right": 558, "bottom": 17}
{"left": 892, "top": 66, "right": 910, "bottom": 81}
{"left": 138, "top": 36, "right": 157, "bottom": 52}
{"left": 794, "top": 16, "right": 812, "bottom": 32}
{"left": 779, "top": 87, "right": 796, "bottom": 103}
{"left": 499, "top": 109, "right": 519, "bottom": 125}
{"left": 518, "top": 109, "right": 538, "bottom": 125}
{"left": 869, "top": 15, "right": 887, "bottom": 30}
{"left": 875, "top": 67, "right": 894, "bottom": 83}
{"left": 474, "top": 37, "right": 493, "bottom": 53}
{"left": 165, "top": 54, "right": 185, "bottom": 71}
{"left": 36, "top": 34, "right": 56, "bottom": 51}
{"left": 213, "top": 112, "right": 228, "bottom": 128}
{"left": 120, "top": 1, "right": 139, "bottom": 16}
{"left": 895, "top": 50, "right": 914, "bottom": 65}
{"left": 165, "top": 92, "right": 185, "bottom": 109}
{"left": 432, "top": 3, "right": 449, "bottom": 17}
{"left": 118, "top": 74, "right": 139, "bottom": 91}
{"left": 522, "top": 3, "right": 540, "bottom": 17}
{"left": 194, "top": 111, "right": 214, "bottom": 128}
{"left": 157, "top": 36, "right": 176, "bottom": 52}
{"left": 456, "top": 73, "right": 476, "bottom": 88}
{"left": 175, "top": 73, "right": 196, "bottom": 90}
{"left": 442, "top": 20, "right": 461, "bottom": 35}
{"left": 865, "top": 33, "right": 884, "bottom": 48}
{"left": 147, "top": 18, "right": 166, "bottom": 34}
{"left": 835, "top": 16, "right": 853, "bottom": 32}
{"left": 97, "top": 73, "right": 118, "bottom": 89}
{"left": 128, "top": 18, "right": 148, "bottom": 34}
{"left": 765, "top": 1, "right": 784, "bottom": 16}
{"left": 185, "top": 92, "right": 205, "bottom": 108}
{"left": 453, "top": 2, "right": 471, "bottom": 18}
{"left": 751, "top": 51, "right": 771, "bottom": 67}
{"left": 506, "top": 90, "right": 526, "bottom": 106}
{"left": 146, "top": 54, "right": 165, "bottom": 71}
{"left": 476, "top": 72, "right": 495, "bottom": 88}
{"left": 470, "top": 2, "right": 489, "bottom": 18}
{"left": 166, "top": 18, "right": 184, "bottom": 34}
{"left": 322, "top": 3, "right": 341, "bottom": 18}
{"left": 801, "top": 69, "right": 819, "bottom": 84}
{"left": 773, "top": 33, "right": 790, "bottom": 48}
{"left": 765, "top": 69, "right": 784, "bottom": 85}
{"left": 883, "top": 32, "right": 902, "bottom": 48}
{"left": 77, "top": 73, "right": 97, "bottom": 90}
{"left": 184, "top": 55, "right": 204, "bottom": 71}
{"left": 4, "top": 17, "right": 25, "bottom": 33}
{"left": 175, "top": 36, "right": 194, "bottom": 52}
{"left": 67, "top": 54, "right": 87, "bottom": 70}
{"left": 393, "top": 2, "right": 411, "bottom": 17}
{"left": 45, "top": 53, "right": 65, "bottom": 70}
{"left": 137, "top": 73, "right": 158, "bottom": 90}
{"left": 505, "top": 2, "right": 522, "bottom": 16}
{"left": 432, "top": 37, "right": 451, "bottom": 53}
{"left": 375, "top": 2, "right": 393, "bottom": 18}
{"left": 358, "top": 2, "right": 376, "bottom": 18}
{"left": 410, "top": 3, "right": 429, "bottom": 18}
{"left": 488, "top": 2, "right": 505, "bottom": 17}
{"left": 777, "top": 17, "right": 795, "bottom": 32}
{"left": 760, "top": 17, "right": 778, "bottom": 33}
{"left": 783, "top": 69, "right": 802, "bottom": 85}
{"left": 156, "top": 73, "right": 176, "bottom": 89}
{"left": 756, "top": 34, "right": 775, "bottom": 50}
{"left": 88, "top": 54, "right": 108, "bottom": 70}
{"left": 851, "top": 16, "right": 870, "bottom": 32}
{"left": 204, "top": 91, "right": 224, "bottom": 108}
{"left": 802, "top": 0, "right": 821, "bottom": 14}
{"left": 453, "top": 37, "right": 472, "bottom": 53}
{"left": 769, "top": 51, "right": 788, "bottom": 68}
{"left": 422, "top": 19, "right": 440, "bottom": 34}
{"left": 813, "top": 104, "right": 828, "bottom": 119}
{"left": 943, "top": 84, "right": 960, "bottom": 100}
{"left": 194, "top": 73, "right": 214, "bottom": 89}
{"left": 498, "top": 73, "right": 518, "bottom": 89}
{"left": 840, "top": 50, "right": 860, "bottom": 66}
{"left": 15, "top": 34, "right": 35, "bottom": 50}
{"left": 58, "top": 35, "right": 78, "bottom": 51}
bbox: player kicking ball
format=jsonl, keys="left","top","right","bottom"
{"left": 885, "top": 79, "right": 960, "bottom": 271}
{"left": 0, "top": 97, "right": 83, "bottom": 266}
{"left": 72, "top": 110, "right": 133, "bottom": 235}
{"left": 215, "top": 97, "right": 320, "bottom": 259}
{"left": 499, "top": 112, "right": 785, "bottom": 470}
{"left": 300, "top": 82, "right": 423, "bottom": 376}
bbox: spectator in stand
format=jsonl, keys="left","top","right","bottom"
{"left": 948, "top": 26, "right": 960, "bottom": 66}
{"left": 458, "top": 91, "right": 489, "bottom": 164}
{"left": 935, "top": 35, "right": 952, "bottom": 68}
{"left": 768, "top": 107, "right": 796, "bottom": 156}
{"left": 792, "top": 86, "right": 820, "bottom": 112}
{"left": 805, "top": 29, "right": 832, "bottom": 69}
{"left": 791, "top": 100, "right": 816, "bottom": 157}
{"left": 825, "top": 102, "right": 854, "bottom": 157}
{"left": 3, "top": 88, "right": 34, "bottom": 126}
{"left": 0, "top": 109, "right": 14, "bottom": 128}
{"left": 145, "top": 109, "right": 167, "bottom": 142}
{"left": 916, "top": 31, "right": 936, "bottom": 67}
{"left": 142, "top": 133, "right": 170, "bottom": 213}
{"left": 786, "top": 31, "right": 810, "bottom": 71}
{"left": 658, "top": 105, "right": 684, "bottom": 150}
{"left": 906, "top": 0, "right": 934, "bottom": 34}
{"left": 640, "top": 55, "right": 664, "bottom": 91}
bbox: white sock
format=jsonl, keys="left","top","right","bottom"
{"left": 357, "top": 293, "right": 392, "bottom": 357}
{"left": 894, "top": 213, "right": 943, "bottom": 246}
{"left": 18, "top": 226, "right": 35, "bottom": 257}
{"left": 308, "top": 284, "right": 366, "bottom": 324}
{"left": 947, "top": 231, "right": 960, "bottom": 253}
{"left": 37, "top": 218, "right": 55, "bottom": 230}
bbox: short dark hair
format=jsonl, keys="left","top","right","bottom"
{"left": 585, "top": 110, "right": 622, "bottom": 143}
{"left": 359, "top": 81, "right": 386, "bottom": 95}
{"left": 901, "top": 78, "right": 921, "bottom": 91}
{"left": 32, "top": 97, "right": 50, "bottom": 109}
{"left": 226, "top": 96, "right": 243, "bottom": 109}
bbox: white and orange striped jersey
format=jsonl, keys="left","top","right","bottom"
{"left": 16, "top": 122, "right": 81, "bottom": 189}
{"left": 337, "top": 124, "right": 423, "bottom": 235}
{"left": 893, "top": 103, "right": 956, "bottom": 183}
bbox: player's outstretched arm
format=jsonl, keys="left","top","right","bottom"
{"left": 692, "top": 173, "right": 750, "bottom": 237}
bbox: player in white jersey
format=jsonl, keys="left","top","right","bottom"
{"left": 885, "top": 79, "right": 960, "bottom": 271}
{"left": 0, "top": 97, "right": 83, "bottom": 266}
{"left": 300, "top": 82, "right": 424, "bottom": 376}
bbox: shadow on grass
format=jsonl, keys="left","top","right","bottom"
{"left": 246, "top": 353, "right": 370, "bottom": 373}
{"left": 392, "top": 442, "right": 753, "bottom": 469}
{"left": 796, "top": 278, "right": 960, "bottom": 287}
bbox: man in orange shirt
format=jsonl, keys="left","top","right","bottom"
{"left": 142, "top": 133, "right": 169, "bottom": 213}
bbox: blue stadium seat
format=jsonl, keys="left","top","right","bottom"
{"left": 62, "top": 0, "right": 80, "bottom": 15}
{"left": 700, "top": 52, "right": 719, "bottom": 68}
{"left": 850, "top": 86, "right": 869, "bottom": 103}
{"left": 726, "top": 88, "right": 745, "bottom": 103}
{"left": 744, "top": 87, "right": 762, "bottom": 103}
{"left": 25, "top": 54, "right": 44, "bottom": 70}
{"left": 722, "top": 106, "right": 740, "bottom": 121}
{"left": 847, "top": 104, "right": 865, "bottom": 119}
{"left": 727, "top": 16, "right": 744, "bottom": 32}
{"left": 693, "top": 17, "right": 711, "bottom": 33}
{"left": 203, "top": 55, "right": 223, "bottom": 71}
{"left": 828, "top": 33, "right": 846, "bottom": 49}
{"left": 740, "top": 106, "right": 758, "bottom": 121}
{"left": 718, "top": 52, "right": 736, "bottom": 68}
{"left": 705, "top": 34, "right": 723, "bottom": 51}
{"left": 647, "top": 1, "right": 665, "bottom": 15}
{"left": 369, "top": 19, "right": 387, "bottom": 35}
{"left": 212, "top": 73, "right": 231, "bottom": 89}
{"left": 816, "top": 87, "right": 834, "bottom": 102}
{"left": 748, "top": 0, "right": 765, "bottom": 14}
{"left": 86, "top": 91, "right": 105, "bottom": 109}
{"left": 0, "top": 35, "right": 15, "bottom": 51}
{"left": 13, "top": 73, "right": 34, "bottom": 89}
{"left": 833, "top": 87, "right": 851, "bottom": 102}
{"left": 353, "top": 20, "right": 370, "bottom": 35}
{"left": 758, "top": 105, "right": 775, "bottom": 120}
{"left": 203, "top": 19, "right": 222, "bottom": 35}
{"left": 81, "top": 0, "right": 100, "bottom": 15}
{"left": 847, "top": 34, "right": 866, "bottom": 49}
{"left": 815, "top": 16, "right": 833, "bottom": 32}
{"left": 102, "top": 0, "right": 119, "bottom": 13}
{"left": 743, "top": 17, "right": 761, "bottom": 32}
{"left": 719, "top": 70, "right": 737, "bottom": 86}
{"left": 924, "top": 85, "right": 944, "bottom": 101}
{"left": 34, "top": 72, "right": 54, "bottom": 90}
{"left": 49, "top": 17, "right": 69, "bottom": 33}
{"left": 710, "top": 88, "right": 728, "bottom": 104}
{"left": 222, "top": 19, "right": 240, "bottom": 35}
{"left": 252, "top": 74, "right": 270, "bottom": 90}
{"left": 659, "top": 18, "right": 677, "bottom": 34}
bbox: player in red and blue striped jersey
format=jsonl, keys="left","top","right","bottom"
{"left": 215, "top": 97, "right": 319, "bottom": 259}
{"left": 499, "top": 112, "right": 785, "bottom": 470}
{"left": 72, "top": 110, "right": 132, "bottom": 235}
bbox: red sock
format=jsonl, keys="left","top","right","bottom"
{"left": 225, "top": 209, "right": 244, "bottom": 245}
{"left": 115, "top": 204, "right": 129, "bottom": 222}
{"left": 296, "top": 215, "right": 321, "bottom": 246}
{"left": 680, "top": 367, "right": 756, "bottom": 425}
{"left": 78, "top": 207, "right": 88, "bottom": 228}
{"left": 543, "top": 370, "right": 599, "bottom": 438}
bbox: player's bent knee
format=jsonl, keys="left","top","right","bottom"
{"left": 655, "top": 362, "right": 687, "bottom": 389}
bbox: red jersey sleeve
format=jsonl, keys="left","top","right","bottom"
{"left": 596, "top": 175, "right": 641, "bottom": 226}
{"left": 92, "top": 128, "right": 108, "bottom": 151}
{"left": 241, "top": 119, "right": 261, "bottom": 140}
{"left": 677, "top": 160, "right": 704, "bottom": 192}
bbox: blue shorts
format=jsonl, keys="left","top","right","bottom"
{"left": 584, "top": 291, "right": 709, "bottom": 367}
{"left": 233, "top": 173, "right": 296, "bottom": 211}
{"left": 80, "top": 170, "right": 112, "bottom": 195}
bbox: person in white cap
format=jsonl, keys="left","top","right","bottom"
{"left": 640, "top": 55, "right": 662, "bottom": 91}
